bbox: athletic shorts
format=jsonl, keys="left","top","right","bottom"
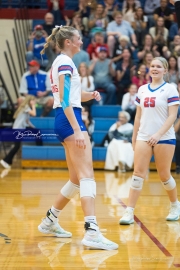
{"left": 137, "top": 138, "right": 176, "bottom": 145}
{"left": 54, "top": 107, "right": 87, "bottom": 142}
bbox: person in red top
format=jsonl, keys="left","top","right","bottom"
{"left": 47, "top": 0, "right": 64, "bottom": 25}
{"left": 131, "top": 64, "right": 149, "bottom": 88}
{"left": 86, "top": 32, "right": 109, "bottom": 59}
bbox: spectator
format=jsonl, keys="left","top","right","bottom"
{"left": 168, "top": 56, "right": 179, "bottom": 84}
{"left": 169, "top": 23, "right": 180, "bottom": 42}
{"left": 102, "top": 0, "right": 119, "bottom": 22}
{"left": 143, "top": 51, "right": 154, "bottom": 80}
{"left": 19, "top": 60, "right": 53, "bottom": 116}
{"left": 26, "top": 25, "right": 48, "bottom": 69}
{"left": 45, "top": 42, "right": 61, "bottom": 72}
{"left": 82, "top": 106, "right": 95, "bottom": 145}
{"left": 72, "top": 49, "right": 90, "bottom": 69}
{"left": 131, "top": 7, "right": 148, "bottom": 47}
{"left": 79, "top": 62, "right": 95, "bottom": 107}
{"left": 122, "top": 0, "right": 138, "bottom": 24}
{"left": 144, "top": 0, "right": 160, "bottom": 27}
{"left": 107, "top": 11, "right": 137, "bottom": 57}
{"left": 75, "top": 0, "right": 91, "bottom": 31}
{"left": 104, "top": 111, "right": 134, "bottom": 172}
{"left": 137, "top": 34, "right": 159, "bottom": 61}
{"left": 149, "top": 17, "right": 169, "bottom": 48}
{"left": 112, "top": 35, "right": 131, "bottom": 63}
{"left": 42, "top": 12, "right": 55, "bottom": 36}
{"left": 116, "top": 48, "right": 135, "bottom": 104}
{"left": 86, "top": 32, "right": 109, "bottom": 59}
{"left": 174, "top": 116, "right": 180, "bottom": 174}
{"left": 89, "top": 46, "right": 116, "bottom": 105}
{"left": 65, "top": 12, "right": 85, "bottom": 37}
{"left": 132, "top": 64, "right": 149, "bottom": 88}
{"left": 122, "top": 0, "right": 141, "bottom": 9}
{"left": 154, "top": 0, "right": 174, "bottom": 29}
{"left": 171, "top": 35, "right": 180, "bottom": 60}
{"left": 88, "top": 4, "right": 109, "bottom": 36}
{"left": 121, "top": 84, "right": 137, "bottom": 121}
{"left": 47, "top": 0, "right": 64, "bottom": 25}
{"left": 0, "top": 95, "right": 36, "bottom": 170}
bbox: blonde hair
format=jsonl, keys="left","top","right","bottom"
{"left": 151, "top": 57, "right": 169, "bottom": 82}
{"left": 14, "top": 95, "right": 35, "bottom": 119}
{"left": 40, "top": 26, "right": 77, "bottom": 55}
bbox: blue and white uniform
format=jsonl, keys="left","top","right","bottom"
{"left": 135, "top": 82, "right": 180, "bottom": 144}
{"left": 50, "top": 54, "right": 86, "bottom": 142}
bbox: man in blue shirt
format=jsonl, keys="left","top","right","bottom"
{"left": 107, "top": 11, "right": 137, "bottom": 57}
{"left": 19, "top": 60, "right": 53, "bottom": 116}
{"left": 26, "top": 25, "right": 49, "bottom": 70}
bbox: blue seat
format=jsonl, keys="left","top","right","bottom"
{"left": 30, "top": 117, "right": 54, "bottom": 129}
{"left": 94, "top": 118, "right": 116, "bottom": 131}
{"left": 92, "top": 131, "right": 107, "bottom": 145}
{"left": 64, "top": 0, "right": 78, "bottom": 10}
{"left": 91, "top": 105, "right": 121, "bottom": 118}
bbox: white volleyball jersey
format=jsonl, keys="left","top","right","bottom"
{"left": 50, "top": 54, "right": 82, "bottom": 109}
{"left": 135, "top": 82, "right": 180, "bottom": 141}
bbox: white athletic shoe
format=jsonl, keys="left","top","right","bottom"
{"left": 38, "top": 218, "right": 72, "bottom": 237}
{"left": 0, "top": 160, "right": 11, "bottom": 169}
{"left": 166, "top": 203, "right": 180, "bottom": 221}
{"left": 82, "top": 222, "right": 119, "bottom": 250}
{"left": 119, "top": 209, "right": 134, "bottom": 225}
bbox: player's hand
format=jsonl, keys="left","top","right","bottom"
{"left": 147, "top": 133, "right": 161, "bottom": 146}
{"left": 92, "top": 91, "right": 101, "bottom": 101}
{"left": 74, "top": 129, "right": 86, "bottom": 149}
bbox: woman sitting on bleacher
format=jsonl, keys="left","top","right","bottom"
{"left": 104, "top": 111, "right": 134, "bottom": 172}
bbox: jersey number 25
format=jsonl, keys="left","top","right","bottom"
{"left": 144, "top": 97, "right": 156, "bottom": 107}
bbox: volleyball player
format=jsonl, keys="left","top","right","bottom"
{"left": 120, "top": 57, "right": 180, "bottom": 225}
{"left": 38, "top": 25, "right": 118, "bottom": 250}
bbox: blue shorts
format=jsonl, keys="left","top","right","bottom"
{"left": 157, "top": 139, "right": 176, "bottom": 145}
{"left": 54, "top": 107, "right": 87, "bottom": 142}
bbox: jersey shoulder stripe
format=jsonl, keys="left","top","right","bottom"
{"left": 58, "top": 65, "right": 73, "bottom": 74}
{"left": 136, "top": 96, "right": 140, "bottom": 103}
{"left": 168, "top": 96, "right": 179, "bottom": 103}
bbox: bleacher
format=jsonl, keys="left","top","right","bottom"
{"left": 21, "top": 105, "right": 121, "bottom": 168}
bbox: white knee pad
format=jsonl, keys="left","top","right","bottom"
{"left": 61, "top": 180, "right": 80, "bottom": 199}
{"left": 161, "top": 176, "right": 176, "bottom": 191}
{"left": 130, "top": 175, "right": 144, "bottom": 190}
{"left": 80, "top": 178, "right": 96, "bottom": 198}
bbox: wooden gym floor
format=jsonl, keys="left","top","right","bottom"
{"left": 0, "top": 168, "right": 180, "bottom": 270}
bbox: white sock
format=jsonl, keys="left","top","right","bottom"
{"left": 45, "top": 206, "right": 61, "bottom": 224}
{"left": 51, "top": 206, "right": 61, "bottom": 218}
{"left": 171, "top": 200, "right": 179, "bottom": 207}
{"left": 84, "top": 216, "right": 97, "bottom": 225}
{"left": 126, "top": 206, "right": 134, "bottom": 212}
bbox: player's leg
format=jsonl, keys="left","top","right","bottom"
{"left": 64, "top": 131, "right": 118, "bottom": 250}
{"left": 120, "top": 141, "right": 153, "bottom": 225}
{"left": 38, "top": 144, "right": 80, "bottom": 237}
{"left": 154, "top": 143, "right": 180, "bottom": 221}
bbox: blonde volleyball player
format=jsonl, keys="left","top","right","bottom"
{"left": 120, "top": 57, "right": 180, "bottom": 225}
{"left": 38, "top": 25, "right": 118, "bottom": 250}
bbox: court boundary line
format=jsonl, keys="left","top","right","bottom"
{"left": 118, "top": 199, "right": 180, "bottom": 268}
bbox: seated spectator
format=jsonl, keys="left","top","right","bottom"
{"left": 131, "top": 7, "right": 148, "bottom": 47}
{"left": 132, "top": 63, "right": 149, "bottom": 88}
{"left": 137, "top": 34, "right": 159, "bottom": 61}
{"left": 170, "top": 35, "right": 180, "bottom": 53}
{"left": 101, "top": 0, "right": 119, "bottom": 22}
{"left": 153, "top": 0, "right": 174, "bottom": 30}
{"left": 75, "top": 0, "right": 91, "bottom": 31}
{"left": 174, "top": 116, "right": 180, "bottom": 174}
{"left": 144, "top": 0, "right": 160, "bottom": 28}
{"left": 104, "top": 111, "right": 134, "bottom": 172}
{"left": 121, "top": 83, "right": 137, "bottom": 121}
{"left": 72, "top": 49, "right": 90, "bottom": 69}
{"left": 47, "top": 0, "right": 64, "bottom": 25}
{"left": 107, "top": 11, "right": 137, "bottom": 57}
{"left": 89, "top": 46, "right": 116, "bottom": 105}
{"left": 122, "top": 0, "right": 141, "bottom": 10}
{"left": 82, "top": 106, "right": 95, "bottom": 145}
{"left": 87, "top": 32, "right": 109, "bottom": 59}
{"left": 122, "top": 0, "right": 138, "bottom": 24}
{"left": 88, "top": 4, "right": 109, "bottom": 36}
{"left": 169, "top": 23, "right": 179, "bottom": 42}
{"left": 79, "top": 62, "right": 95, "bottom": 107}
{"left": 168, "top": 56, "right": 179, "bottom": 84}
{"left": 116, "top": 48, "right": 135, "bottom": 104}
{"left": 143, "top": 51, "right": 154, "bottom": 80}
{"left": 26, "top": 25, "right": 49, "bottom": 69}
{"left": 0, "top": 95, "right": 37, "bottom": 170}
{"left": 45, "top": 42, "right": 61, "bottom": 72}
{"left": 65, "top": 12, "right": 85, "bottom": 37}
{"left": 149, "top": 17, "right": 169, "bottom": 55}
{"left": 112, "top": 35, "right": 132, "bottom": 63}
{"left": 19, "top": 60, "right": 53, "bottom": 116}
{"left": 42, "top": 12, "right": 55, "bottom": 36}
